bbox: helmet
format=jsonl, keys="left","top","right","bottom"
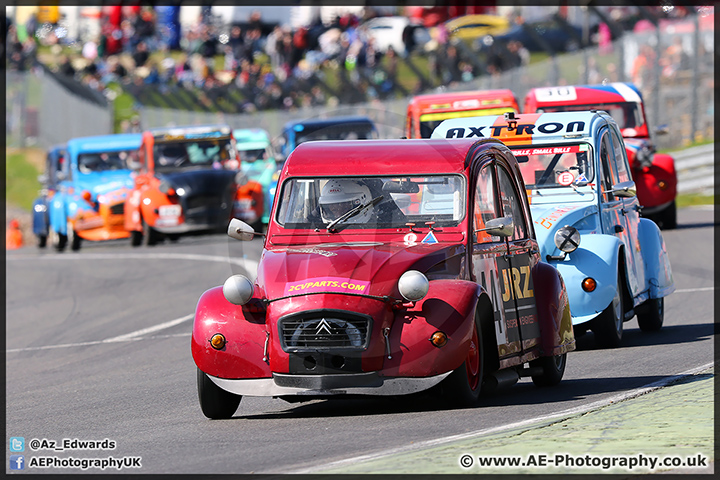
{"left": 319, "top": 179, "right": 372, "bottom": 223}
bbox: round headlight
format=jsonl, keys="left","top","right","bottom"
{"left": 223, "top": 275, "right": 254, "bottom": 305}
{"left": 398, "top": 270, "right": 429, "bottom": 302}
{"left": 235, "top": 171, "right": 248, "bottom": 186}
{"left": 554, "top": 225, "right": 581, "bottom": 253}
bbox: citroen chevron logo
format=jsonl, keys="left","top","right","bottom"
{"left": 316, "top": 318, "right": 333, "bottom": 336}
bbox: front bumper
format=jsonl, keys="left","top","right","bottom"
{"left": 208, "top": 372, "right": 451, "bottom": 397}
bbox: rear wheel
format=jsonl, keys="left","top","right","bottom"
{"left": 197, "top": 368, "right": 242, "bottom": 419}
{"left": 531, "top": 353, "right": 567, "bottom": 387}
{"left": 441, "top": 314, "right": 483, "bottom": 407}
{"left": 37, "top": 235, "right": 47, "bottom": 248}
{"left": 637, "top": 297, "right": 664, "bottom": 332}
{"left": 592, "top": 270, "right": 624, "bottom": 348}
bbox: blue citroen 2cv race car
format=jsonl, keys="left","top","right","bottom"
{"left": 41, "top": 133, "right": 142, "bottom": 251}
{"left": 433, "top": 111, "right": 674, "bottom": 347}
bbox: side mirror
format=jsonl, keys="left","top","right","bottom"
{"left": 475, "top": 215, "right": 514, "bottom": 237}
{"left": 608, "top": 181, "right": 637, "bottom": 198}
{"left": 654, "top": 124, "right": 669, "bottom": 135}
{"left": 228, "top": 218, "right": 264, "bottom": 241}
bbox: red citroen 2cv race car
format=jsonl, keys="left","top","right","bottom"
{"left": 192, "top": 138, "right": 575, "bottom": 419}
{"left": 524, "top": 83, "right": 678, "bottom": 229}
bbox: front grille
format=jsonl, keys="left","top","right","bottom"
{"left": 186, "top": 195, "right": 222, "bottom": 211}
{"left": 109, "top": 203, "right": 124, "bottom": 215}
{"left": 279, "top": 310, "right": 372, "bottom": 352}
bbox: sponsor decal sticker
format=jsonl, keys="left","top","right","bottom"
{"left": 404, "top": 232, "right": 418, "bottom": 246}
{"left": 422, "top": 231, "right": 439, "bottom": 244}
{"left": 284, "top": 277, "right": 370, "bottom": 295}
{"left": 557, "top": 171, "right": 575, "bottom": 186}
{"left": 536, "top": 205, "right": 580, "bottom": 229}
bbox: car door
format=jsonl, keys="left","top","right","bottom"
{"left": 470, "top": 157, "right": 539, "bottom": 361}
{"left": 495, "top": 162, "right": 541, "bottom": 352}
{"left": 608, "top": 124, "right": 644, "bottom": 296}
{"left": 598, "top": 128, "right": 638, "bottom": 294}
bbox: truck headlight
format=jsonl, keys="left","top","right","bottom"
{"left": 398, "top": 270, "right": 429, "bottom": 302}
{"left": 554, "top": 225, "right": 580, "bottom": 253}
{"left": 223, "top": 275, "right": 254, "bottom": 305}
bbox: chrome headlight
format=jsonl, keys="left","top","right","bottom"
{"left": 554, "top": 225, "right": 580, "bottom": 253}
{"left": 398, "top": 270, "right": 429, "bottom": 302}
{"left": 223, "top": 275, "right": 254, "bottom": 305}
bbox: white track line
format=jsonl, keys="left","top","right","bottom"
{"left": 7, "top": 252, "right": 259, "bottom": 269}
{"left": 674, "top": 287, "right": 714, "bottom": 293}
{"left": 7, "top": 314, "right": 194, "bottom": 353}
{"left": 289, "top": 362, "right": 716, "bottom": 474}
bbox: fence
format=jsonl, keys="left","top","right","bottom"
{"left": 5, "top": 14, "right": 713, "bottom": 155}
{"left": 6, "top": 66, "right": 113, "bottom": 149}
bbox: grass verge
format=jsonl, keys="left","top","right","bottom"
{"left": 6, "top": 148, "right": 43, "bottom": 212}
{"left": 676, "top": 192, "right": 714, "bottom": 208}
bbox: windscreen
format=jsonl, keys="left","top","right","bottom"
{"left": 512, "top": 144, "right": 594, "bottom": 188}
{"left": 276, "top": 175, "right": 466, "bottom": 229}
{"left": 77, "top": 150, "right": 134, "bottom": 173}
{"left": 153, "top": 137, "right": 235, "bottom": 172}
{"left": 419, "top": 107, "right": 516, "bottom": 138}
{"left": 295, "top": 125, "right": 378, "bottom": 145}
{"left": 537, "top": 102, "right": 644, "bottom": 131}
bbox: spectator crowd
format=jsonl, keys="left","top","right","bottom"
{"left": 5, "top": 5, "right": 710, "bottom": 117}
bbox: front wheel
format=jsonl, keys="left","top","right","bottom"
{"left": 197, "top": 368, "right": 242, "bottom": 419}
{"left": 69, "top": 223, "right": 81, "bottom": 251}
{"left": 441, "top": 315, "right": 483, "bottom": 407}
{"left": 637, "top": 297, "right": 664, "bottom": 332}
{"left": 49, "top": 228, "right": 67, "bottom": 252}
{"left": 659, "top": 201, "right": 677, "bottom": 230}
{"left": 530, "top": 353, "right": 567, "bottom": 387}
{"left": 592, "top": 271, "right": 624, "bottom": 348}
{"left": 142, "top": 218, "right": 159, "bottom": 246}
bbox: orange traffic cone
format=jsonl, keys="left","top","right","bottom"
{"left": 6, "top": 219, "right": 24, "bottom": 250}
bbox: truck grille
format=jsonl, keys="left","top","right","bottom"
{"left": 278, "top": 310, "right": 372, "bottom": 352}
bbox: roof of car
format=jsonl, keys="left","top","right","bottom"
{"left": 526, "top": 82, "right": 643, "bottom": 106}
{"left": 409, "top": 89, "right": 518, "bottom": 111}
{"left": 147, "top": 124, "right": 233, "bottom": 141}
{"left": 282, "top": 116, "right": 376, "bottom": 131}
{"left": 432, "top": 111, "right": 608, "bottom": 145}
{"left": 282, "top": 138, "right": 502, "bottom": 176}
{"left": 67, "top": 133, "right": 142, "bottom": 153}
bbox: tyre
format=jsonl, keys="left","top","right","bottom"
{"left": 69, "top": 224, "right": 82, "bottom": 251}
{"left": 37, "top": 235, "right": 47, "bottom": 249}
{"left": 659, "top": 201, "right": 677, "bottom": 230}
{"left": 50, "top": 228, "right": 67, "bottom": 252}
{"left": 530, "top": 353, "right": 567, "bottom": 387}
{"left": 130, "top": 230, "right": 143, "bottom": 247}
{"left": 167, "top": 234, "right": 180, "bottom": 243}
{"left": 592, "top": 270, "right": 624, "bottom": 348}
{"left": 637, "top": 297, "right": 664, "bottom": 332}
{"left": 197, "top": 368, "right": 242, "bottom": 419}
{"left": 142, "top": 218, "right": 159, "bottom": 246}
{"left": 441, "top": 314, "right": 483, "bottom": 407}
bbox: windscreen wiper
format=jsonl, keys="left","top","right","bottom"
{"left": 326, "top": 195, "right": 384, "bottom": 232}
